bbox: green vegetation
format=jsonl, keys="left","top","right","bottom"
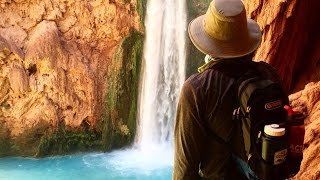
{"left": 0, "top": 121, "right": 12, "bottom": 156}
{"left": 101, "top": 30, "right": 144, "bottom": 151}
{"left": 186, "top": 0, "right": 211, "bottom": 77}
{"left": 137, "top": 0, "right": 147, "bottom": 27}
{"left": 0, "top": 120, "right": 50, "bottom": 156}
{"left": 0, "top": 120, "right": 103, "bottom": 157}
{"left": 187, "top": 0, "right": 211, "bottom": 21}
{"left": 37, "top": 125, "right": 102, "bottom": 157}
{"left": 14, "top": 121, "right": 51, "bottom": 156}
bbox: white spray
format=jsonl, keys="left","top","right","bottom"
{"left": 136, "top": 0, "right": 187, "bottom": 151}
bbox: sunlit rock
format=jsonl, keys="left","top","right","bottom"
{"left": 289, "top": 82, "right": 320, "bottom": 180}
{"left": 0, "top": 0, "right": 142, "bottom": 156}
{"left": 8, "top": 62, "right": 29, "bottom": 95}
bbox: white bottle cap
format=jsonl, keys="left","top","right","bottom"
{"left": 264, "top": 124, "right": 285, "bottom": 136}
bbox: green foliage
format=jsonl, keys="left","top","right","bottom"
{"left": 137, "top": 0, "right": 147, "bottom": 27}
{"left": 37, "top": 125, "right": 102, "bottom": 157}
{"left": 101, "top": 30, "right": 144, "bottom": 151}
{"left": 0, "top": 118, "right": 103, "bottom": 157}
{"left": 12, "top": 121, "right": 50, "bottom": 156}
{"left": 0, "top": 120, "right": 51, "bottom": 157}
{"left": 186, "top": 0, "right": 211, "bottom": 77}
{"left": 187, "top": 0, "right": 211, "bottom": 22}
{"left": 0, "top": 121, "right": 12, "bottom": 156}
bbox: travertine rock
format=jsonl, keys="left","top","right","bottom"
{"left": 244, "top": 0, "right": 320, "bottom": 92}
{"left": 0, "top": 35, "right": 24, "bottom": 59}
{"left": 289, "top": 82, "right": 320, "bottom": 179}
{"left": 0, "top": 0, "right": 140, "bottom": 138}
{"left": 8, "top": 62, "right": 29, "bottom": 95}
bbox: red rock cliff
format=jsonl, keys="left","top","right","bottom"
{"left": 0, "top": 0, "right": 141, "bottom": 155}
{"left": 244, "top": 0, "right": 320, "bottom": 93}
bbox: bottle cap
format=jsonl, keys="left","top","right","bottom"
{"left": 264, "top": 124, "right": 285, "bottom": 137}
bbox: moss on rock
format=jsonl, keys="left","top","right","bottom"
{"left": 137, "top": 0, "right": 147, "bottom": 28}
{"left": 101, "top": 30, "right": 144, "bottom": 151}
{"left": 186, "top": 0, "right": 211, "bottom": 77}
{"left": 13, "top": 121, "right": 51, "bottom": 156}
{"left": 0, "top": 121, "right": 12, "bottom": 156}
{"left": 37, "top": 124, "right": 102, "bottom": 157}
{"left": 0, "top": 119, "right": 103, "bottom": 157}
{"left": 0, "top": 120, "right": 50, "bottom": 156}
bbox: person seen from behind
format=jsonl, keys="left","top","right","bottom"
{"left": 173, "top": 0, "right": 284, "bottom": 179}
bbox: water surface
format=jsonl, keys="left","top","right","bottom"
{"left": 0, "top": 147, "right": 173, "bottom": 180}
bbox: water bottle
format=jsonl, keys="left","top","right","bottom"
{"left": 262, "top": 124, "right": 287, "bottom": 164}
{"left": 261, "top": 124, "right": 287, "bottom": 180}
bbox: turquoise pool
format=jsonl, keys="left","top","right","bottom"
{"left": 0, "top": 148, "right": 173, "bottom": 180}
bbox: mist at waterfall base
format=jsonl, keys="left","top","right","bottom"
{"left": 0, "top": 0, "right": 186, "bottom": 178}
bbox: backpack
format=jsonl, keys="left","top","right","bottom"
{"left": 208, "top": 59, "right": 289, "bottom": 180}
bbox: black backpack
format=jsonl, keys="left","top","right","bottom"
{"left": 208, "top": 59, "right": 289, "bottom": 180}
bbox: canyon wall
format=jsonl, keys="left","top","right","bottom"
{"left": 0, "top": 0, "right": 144, "bottom": 156}
{"left": 244, "top": 0, "right": 320, "bottom": 93}
{"left": 244, "top": 1, "right": 320, "bottom": 178}
{"left": 289, "top": 82, "right": 320, "bottom": 179}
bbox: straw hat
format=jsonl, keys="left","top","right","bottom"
{"left": 188, "top": 0, "right": 262, "bottom": 58}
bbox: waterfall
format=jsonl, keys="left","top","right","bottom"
{"left": 136, "top": 0, "right": 187, "bottom": 149}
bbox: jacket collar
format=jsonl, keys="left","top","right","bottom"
{"left": 198, "top": 57, "right": 222, "bottom": 72}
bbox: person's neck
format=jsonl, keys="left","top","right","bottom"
{"left": 198, "top": 55, "right": 253, "bottom": 72}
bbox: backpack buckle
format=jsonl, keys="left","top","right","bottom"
{"left": 233, "top": 107, "right": 242, "bottom": 120}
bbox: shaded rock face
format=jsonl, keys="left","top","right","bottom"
{"left": 0, "top": 0, "right": 141, "bottom": 155}
{"left": 244, "top": 0, "right": 320, "bottom": 93}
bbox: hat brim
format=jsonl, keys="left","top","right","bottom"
{"left": 188, "top": 15, "right": 262, "bottom": 58}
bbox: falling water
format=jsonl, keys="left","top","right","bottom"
{"left": 136, "top": 0, "right": 187, "bottom": 150}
